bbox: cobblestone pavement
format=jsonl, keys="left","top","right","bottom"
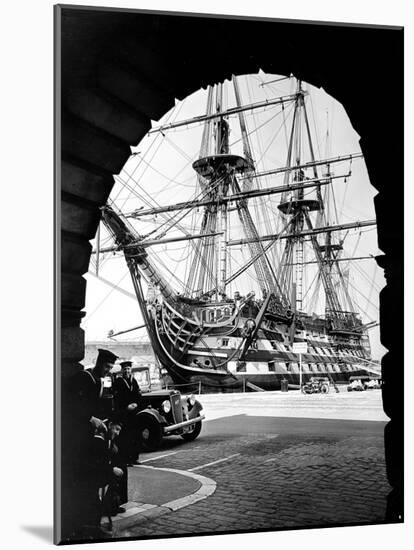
{"left": 118, "top": 411, "right": 389, "bottom": 539}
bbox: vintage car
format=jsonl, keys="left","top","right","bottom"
{"left": 301, "top": 377, "right": 330, "bottom": 394}
{"left": 126, "top": 365, "right": 204, "bottom": 451}
{"left": 364, "top": 378, "right": 381, "bottom": 390}
{"left": 347, "top": 377, "right": 365, "bottom": 391}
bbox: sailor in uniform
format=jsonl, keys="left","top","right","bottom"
{"left": 72, "top": 348, "right": 118, "bottom": 430}
{"left": 90, "top": 416, "right": 127, "bottom": 528}
{"left": 113, "top": 360, "right": 142, "bottom": 466}
{"left": 65, "top": 348, "right": 119, "bottom": 537}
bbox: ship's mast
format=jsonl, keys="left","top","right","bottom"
{"left": 185, "top": 84, "right": 233, "bottom": 300}
{"left": 102, "top": 76, "right": 373, "bottom": 330}
{"left": 184, "top": 86, "right": 215, "bottom": 297}
{"left": 276, "top": 79, "right": 363, "bottom": 332}
{"left": 231, "top": 75, "right": 284, "bottom": 300}
{"left": 215, "top": 83, "right": 231, "bottom": 299}
{"left": 277, "top": 80, "right": 318, "bottom": 311}
{"left": 189, "top": 79, "right": 291, "bottom": 310}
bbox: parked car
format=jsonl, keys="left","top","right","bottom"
{"left": 347, "top": 375, "right": 381, "bottom": 391}
{"left": 364, "top": 378, "right": 381, "bottom": 390}
{"left": 130, "top": 366, "right": 204, "bottom": 451}
{"left": 301, "top": 377, "right": 330, "bottom": 394}
{"left": 347, "top": 377, "right": 365, "bottom": 391}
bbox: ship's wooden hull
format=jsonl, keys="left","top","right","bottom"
{"left": 159, "top": 364, "right": 377, "bottom": 394}
{"left": 144, "top": 298, "right": 377, "bottom": 393}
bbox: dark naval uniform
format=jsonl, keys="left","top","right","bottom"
{"left": 113, "top": 369, "right": 142, "bottom": 464}
{"left": 73, "top": 369, "right": 105, "bottom": 425}
{"left": 113, "top": 375, "right": 141, "bottom": 410}
{"left": 62, "top": 349, "right": 118, "bottom": 538}
{"left": 87, "top": 431, "right": 128, "bottom": 525}
{"left": 71, "top": 347, "right": 118, "bottom": 429}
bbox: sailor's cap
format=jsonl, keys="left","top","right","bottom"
{"left": 97, "top": 348, "right": 118, "bottom": 364}
{"left": 120, "top": 360, "right": 133, "bottom": 369}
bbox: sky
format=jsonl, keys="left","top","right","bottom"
{"left": 82, "top": 71, "right": 386, "bottom": 360}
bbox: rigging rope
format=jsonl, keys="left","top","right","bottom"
{"left": 346, "top": 278, "right": 379, "bottom": 317}
{"left": 133, "top": 155, "right": 196, "bottom": 189}
{"left": 228, "top": 108, "right": 286, "bottom": 150}
{"left": 94, "top": 102, "right": 185, "bottom": 272}
{"left": 365, "top": 263, "right": 379, "bottom": 313}
{"left": 351, "top": 261, "right": 382, "bottom": 293}
{"left": 307, "top": 271, "right": 323, "bottom": 313}
{"left": 83, "top": 270, "right": 130, "bottom": 323}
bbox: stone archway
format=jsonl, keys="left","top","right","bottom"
{"left": 57, "top": 5, "right": 403, "bottom": 524}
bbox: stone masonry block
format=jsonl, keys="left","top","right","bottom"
{"left": 374, "top": 193, "right": 402, "bottom": 255}
{"left": 66, "top": 88, "right": 150, "bottom": 145}
{"left": 60, "top": 359, "right": 84, "bottom": 379}
{"left": 62, "top": 114, "right": 131, "bottom": 174}
{"left": 61, "top": 196, "right": 100, "bottom": 239}
{"left": 113, "top": 37, "right": 185, "bottom": 95}
{"left": 61, "top": 159, "right": 114, "bottom": 205}
{"left": 98, "top": 62, "right": 174, "bottom": 122}
{"left": 61, "top": 233, "right": 92, "bottom": 275}
{"left": 379, "top": 285, "right": 402, "bottom": 351}
{"left": 61, "top": 272, "right": 86, "bottom": 311}
{"left": 60, "top": 325, "right": 85, "bottom": 362}
{"left": 381, "top": 351, "right": 403, "bottom": 421}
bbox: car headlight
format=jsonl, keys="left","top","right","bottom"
{"left": 162, "top": 400, "right": 171, "bottom": 413}
{"left": 188, "top": 394, "right": 196, "bottom": 407}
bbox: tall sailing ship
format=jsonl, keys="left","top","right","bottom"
{"left": 91, "top": 74, "right": 381, "bottom": 391}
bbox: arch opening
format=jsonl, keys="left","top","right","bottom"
{"left": 57, "top": 7, "right": 404, "bottom": 538}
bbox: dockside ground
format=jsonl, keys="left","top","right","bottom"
{"left": 107, "top": 388, "right": 389, "bottom": 539}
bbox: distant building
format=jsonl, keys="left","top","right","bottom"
{"left": 83, "top": 340, "right": 154, "bottom": 366}
{"left": 84, "top": 340, "right": 164, "bottom": 388}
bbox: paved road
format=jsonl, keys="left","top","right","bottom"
{"left": 201, "top": 387, "right": 389, "bottom": 422}
{"left": 118, "top": 390, "right": 389, "bottom": 539}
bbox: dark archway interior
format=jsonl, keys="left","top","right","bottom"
{"left": 56, "top": 5, "right": 403, "bottom": 534}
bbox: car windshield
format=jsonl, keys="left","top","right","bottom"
{"left": 133, "top": 369, "right": 151, "bottom": 390}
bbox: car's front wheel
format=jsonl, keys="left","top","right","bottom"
{"left": 181, "top": 421, "right": 202, "bottom": 442}
{"left": 136, "top": 414, "right": 163, "bottom": 451}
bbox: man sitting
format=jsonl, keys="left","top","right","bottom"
{"left": 92, "top": 417, "right": 128, "bottom": 529}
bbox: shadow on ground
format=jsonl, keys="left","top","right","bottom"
{"left": 153, "top": 414, "right": 387, "bottom": 453}
{"left": 21, "top": 525, "right": 53, "bottom": 543}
